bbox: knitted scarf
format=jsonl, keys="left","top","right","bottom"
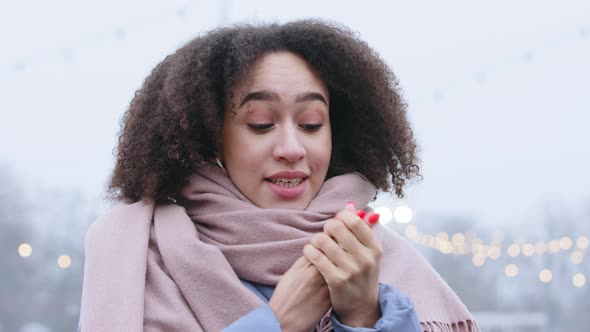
{"left": 81, "top": 163, "right": 479, "bottom": 331}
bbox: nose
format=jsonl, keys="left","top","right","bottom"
{"left": 273, "top": 125, "right": 306, "bottom": 163}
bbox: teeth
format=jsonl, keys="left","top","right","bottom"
{"left": 271, "top": 178, "right": 303, "bottom": 188}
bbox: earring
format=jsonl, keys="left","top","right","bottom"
{"left": 215, "top": 158, "right": 228, "bottom": 175}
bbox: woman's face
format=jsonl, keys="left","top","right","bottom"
{"left": 222, "top": 51, "right": 332, "bottom": 210}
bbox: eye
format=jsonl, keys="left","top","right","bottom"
{"left": 247, "top": 123, "right": 274, "bottom": 132}
{"left": 300, "top": 123, "right": 323, "bottom": 132}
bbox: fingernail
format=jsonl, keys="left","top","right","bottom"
{"left": 345, "top": 202, "right": 356, "bottom": 211}
{"left": 355, "top": 209, "right": 366, "bottom": 219}
{"left": 368, "top": 213, "right": 380, "bottom": 225}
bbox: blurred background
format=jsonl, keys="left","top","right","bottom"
{"left": 1, "top": 0, "right": 589, "bottom": 331}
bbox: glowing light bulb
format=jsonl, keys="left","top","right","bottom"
{"left": 560, "top": 237, "right": 573, "bottom": 250}
{"left": 488, "top": 246, "right": 501, "bottom": 259}
{"left": 539, "top": 269, "right": 552, "bottom": 283}
{"left": 577, "top": 236, "right": 589, "bottom": 249}
{"left": 522, "top": 243, "right": 535, "bottom": 256}
{"left": 18, "top": 243, "right": 32, "bottom": 257}
{"left": 393, "top": 206, "right": 413, "bottom": 224}
{"left": 573, "top": 273, "right": 586, "bottom": 287}
{"left": 570, "top": 251, "right": 584, "bottom": 265}
{"left": 436, "top": 232, "right": 449, "bottom": 242}
{"left": 505, "top": 264, "right": 518, "bottom": 277}
{"left": 58, "top": 255, "right": 72, "bottom": 269}
{"left": 548, "top": 240, "right": 560, "bottom": 253}
{"left": 374, "top": 207, "right": 393, "bottom": 225}
{"left": 472, "top": 254, "right": 486, "bottom": 267}
{"left": 451, "top": 233, "right": 465, "bottom": 245}
{"left": 535, "top": 242, "right": 548, "bottom": 255}
{"left": 507, "top": 244, "right": 520, "bottom": 257}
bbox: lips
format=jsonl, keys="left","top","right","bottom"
{"left": 266, "top": 171, "right": 309, "bottom": 180}
{"left": 265, "top": 171, "right": 309, "bottom": 199}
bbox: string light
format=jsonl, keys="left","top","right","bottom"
{"left": 505, "top": 264, "right": 518, "bottom": 277}
{"left": 18, "top": 243, "right": 32, "bottom": 257}
{"left": 439, "top": 241, "right": 453, "bottom": 254}
{"left": 436, "top": 232, "right": 449, "bottom": 242}
{"left": 58, "top": 255, "right": 72, "bottom": 269}
{"left": 573, "top": 273, "right": 586, "bottom": 287}
{"left": 374, "top": 206, "right": 393, "bottom": 225}
{"left": 535, "top": 242, "right": 548, "bottom": 255}
{"left": 399, "top": 222, "right": 588, "bottom": 286}
{"left": 452, "top": 233, "right": 465, "bottom": 245}
{"left": 472, "top": 254, "right": 486, "bottom": 267}
{"left": 577, "top": 236, "right": 589, "bottom": 249}
{"left": 570, "top": 251, "right": 584, "bottom": 265}
{"left": 411, "top": 25, "right": 590, "bottom": 104}
{"left": 393, "top": 206, "right": 413, "bottom": 224}
{"left": 507, "top": 244, "right": 521, "bottom": 257}
{"left": 539, "top": 269, "right": 553, "bottom": 283}
{"left": 402, "top": 223, "right": 585, "bottom": 259}
{"left": 548, "top": 240, "right": 561, "bottom": 253}
{"left": 488, "top": 246, "right": 501, "bottom": 260}
{"left": 1, "top": 2, "right": 195, "bottom": 77}
{"left": 560, "top": 237, "right": 573, "bottom": 250}
{"left": 522, "top": 243, "right": 535, "bottom": 257}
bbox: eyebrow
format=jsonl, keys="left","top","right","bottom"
{"left": 238, "top": 90, "right": 328, "bottom": 107}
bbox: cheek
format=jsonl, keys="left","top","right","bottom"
{"left": 223, "top": 128, "right": 269, "bottom": 174}
{"left": 308, "top": 132, "right": 332, "bottom": 171}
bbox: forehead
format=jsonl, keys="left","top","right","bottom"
{"left": 234, "top": 51, "right": 329, "bottom": 100}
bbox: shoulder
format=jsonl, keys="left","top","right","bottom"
{"left": 85, "top": 200, "right": 154, "bottom": 248}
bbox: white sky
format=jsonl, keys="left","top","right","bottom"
{"left": 1, "top": 0, "right": 589, "bottom": 230}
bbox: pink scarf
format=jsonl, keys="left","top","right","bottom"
{"left": 81, "top": 163, "right": 479, "bottom": 331}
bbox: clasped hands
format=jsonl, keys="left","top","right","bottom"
{"left": 268, "top": 203, "right": 384, "bottom": 331}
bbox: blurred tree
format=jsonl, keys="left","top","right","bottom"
{"left": 0, "top": 165, "right": 96, "bottom": 331}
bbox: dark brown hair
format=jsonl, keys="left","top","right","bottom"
{"left": 108, "top": 19, "right": 420, "bottom": 203}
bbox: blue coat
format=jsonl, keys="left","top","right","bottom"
{"left": 224, "top": 280, "right": 422, "bottom": 332}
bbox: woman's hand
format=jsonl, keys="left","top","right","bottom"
{"left": 303, "top": 203, "right": 383, "bottom": 328}
{"left": 268, "top": 256, "right": 331, "bottom": 332}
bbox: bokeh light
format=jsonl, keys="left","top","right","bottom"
{"left": 58, "top": 255, "right": 72, "bottom": 269}
{"left": 507, "top": 244, "right": 520, "bottom": 257}
{"left": 539, "top": 269, "right": 553, "bottom": 283}
{"left": 472, "top": 254, "right": 486, "bottom": 267}
{"left": 505, "top": 264, "right": 518, "bottom": 277}
{"left": 577, "top": 236, "right": 589, "bottom": 249}
{"left": 374, "top": 206, "right": 393, "bottom": 225}
{"left": 522, "top": 243, "right": 535, "bottom": 256}
{"left": 560, "top": 237, "right": 573, "bottom": 250}
{"left": 393, "top": 206, "right": 413, "bottom": 224}
{"left": 18, "top": 243, "right": 32, "bottom": 257}
{"left": 573, "top": 273, "right": 586, "bottom": 287}
{"left": 570, "top": 251, "right": 584, "bottom": 265}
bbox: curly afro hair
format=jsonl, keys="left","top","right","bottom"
{"left": 108, "top": 19, "right": 421, "bottom": 203}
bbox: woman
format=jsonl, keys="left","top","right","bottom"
{"left": 81, "top": 20, "right": 478, "bottom": 331}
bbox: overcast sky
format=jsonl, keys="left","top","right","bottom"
{"left": 1, "top": 0, "right": 589, "bottom": 230}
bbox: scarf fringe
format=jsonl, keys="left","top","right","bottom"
{"left": 420, "top": 319, "right": 480, "bottom": 332}
{"left": 312, "top": 315, "right": 480, "bottom": 332}
{"left": 313, "top": 309, "right": 333, "bottom": 332}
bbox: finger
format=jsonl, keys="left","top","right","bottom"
{"left": 323, "top": 218, "right": 361, "bottom": 254}
{"left": 334, "top": 209, "right": 381, "bottom": 251}
{"left": 310, "top": 232, "right": 355, "bottom": 270}
{"left": 303, "top": 244, "right": 343, "bottom": 285}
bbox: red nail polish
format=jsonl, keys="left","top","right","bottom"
{"left": 355, "top": 210, "right": 366, "bottom": 219}
{"left": 345, "top": 202, "right": 356, "bottom": 211}
{"left": 368, "top": 213, "right": 380, "bottom": 225}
